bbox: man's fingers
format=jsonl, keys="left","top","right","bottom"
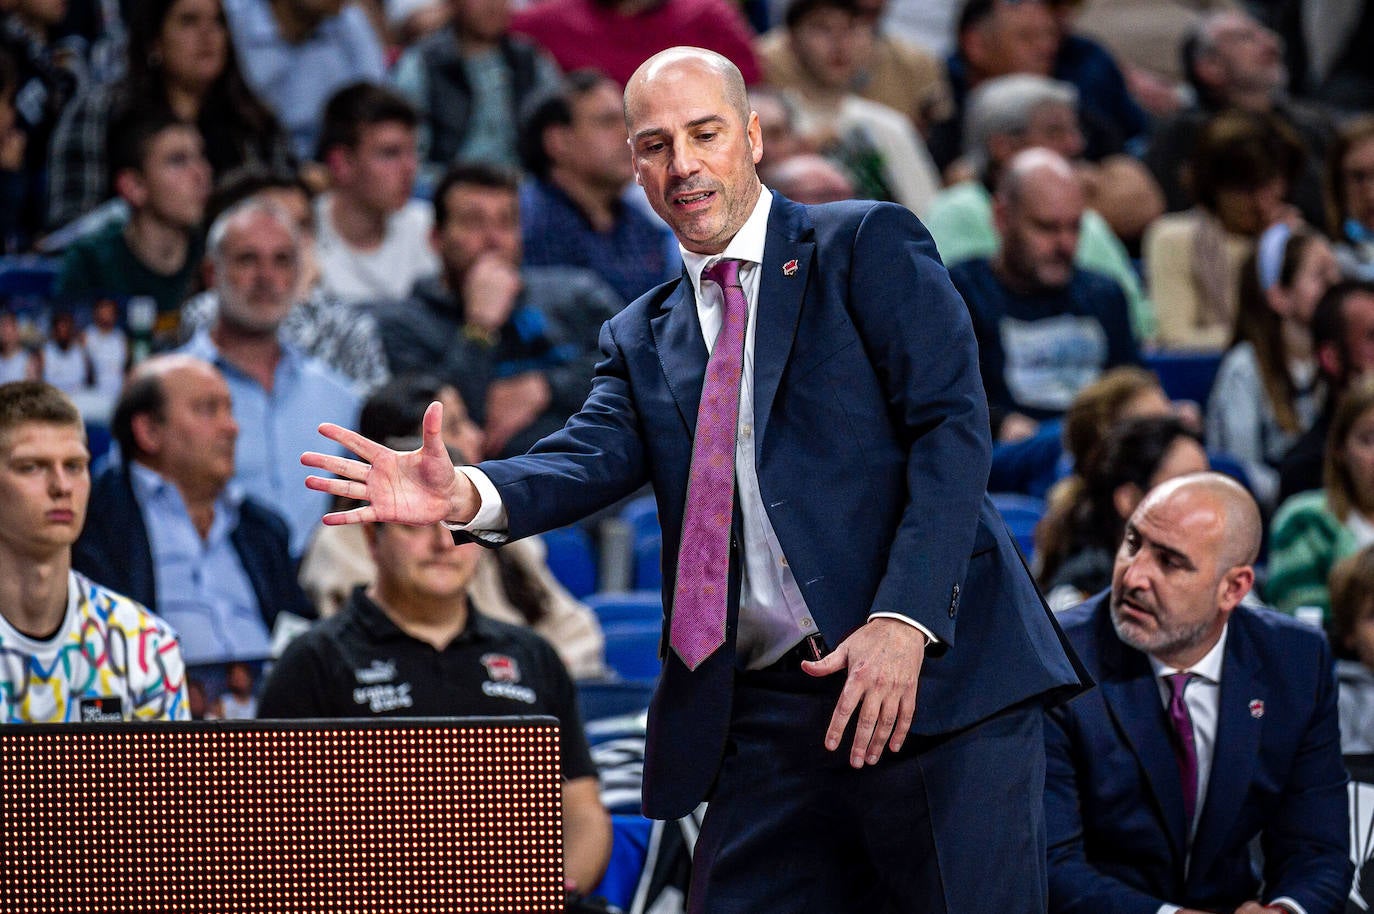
{"left": 824, "top": 687, "right": 859, "bottom": 752}
{"left": 317, "top": 422, "right": 385, "bottom": 461}
{"left": 321, "top": 504, "right": 377, "bottom": 526}
{"left": 889, "top": 689, "right": 917, "bottom": 753}
{"left": 857, "top": 695, "right": 901, "bottom": 764}
{"left": 854, "top": 694, "right": 894, "bottom": 768}
{"left": 302, "top": 451, "right": 372, "bottom": 481}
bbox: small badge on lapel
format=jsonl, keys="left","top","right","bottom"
{"left": 1248, "top": 699, "right": 1264, "bottom": 719}
{"left": 782, "top": 259, "right": 798, "bottom": 276}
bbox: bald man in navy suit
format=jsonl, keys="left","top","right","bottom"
{"left": 1046, "top": 473, "right": 1350, "bottom": 914}
{"left": 304, "top": 46, "right": 1089, "bottom": 913}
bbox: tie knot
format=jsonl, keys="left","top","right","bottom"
{"left": 1165, "top": 671, "right": 1194, "bottom": 701}
{"left": 704, "top": 258, "right": 743, "bottom": 290}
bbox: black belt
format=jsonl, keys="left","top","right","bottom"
{"left": 761, "top": 633, "right": 830, "bottom": 672}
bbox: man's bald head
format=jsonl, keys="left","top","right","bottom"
{"left": 997, "top": 146, "right": 1079, "bottom": 208}
{"left": 624, "top": 47, "right": 751, "bottom": 130}
{"left": 1139, "top": 472, "right": 1262, "bottom": 569}
{"left": 1111, "top": 471, "right": 1259, "bottom": 668}
{"left": 993, "top": 147, "right": 1083, "bottom": 292}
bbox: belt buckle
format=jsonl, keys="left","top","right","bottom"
{"left": 799, "top": 632, "right": 828, "bottom": 662}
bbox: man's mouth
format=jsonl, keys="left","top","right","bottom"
{"left": 673, "top": 190, "right": 715, "bottom": 208}
{"left": 1115, "top": 596, "right": 1155, "bottom": 624}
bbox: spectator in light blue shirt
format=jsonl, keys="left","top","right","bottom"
{"left": 222, "top": 0, "right": 385, "bottom": 161}
{"left": 178, "top": 197, "right": 360, "bottom": 556}
{"left": 73, "top": 354, "right": 316, "bottom": 668}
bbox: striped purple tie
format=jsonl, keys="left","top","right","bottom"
{"left": 1165, "top": 672, "right": 1200, "bottom": 827}
{"left": 671, "top": 258, "right": 748, "bottom": 671}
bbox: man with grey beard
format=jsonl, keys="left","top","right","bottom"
{"left": 179, "top": 199, "right": 359, "bottom": 558}
{"left": 1044, "top": 472, "right": 1351, "bottom": 914}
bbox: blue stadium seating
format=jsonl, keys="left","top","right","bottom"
{"left": 584, "top": 590, "right": 662, "bottom": 627}
{"left": 620, "top": 495, "right": 664, "bottom": 590}
{"left": 990, "top": 492, "right": 1047, "bottom": 560}
{"left": 540, "top": 526, "right": 598, "bottom": 598}
{"left": 577, "top": 679, "right": 656, "bottom": 724}
{"left": 1144, "top": 351, "right": 1223, "bottom": 406}
{"left": 601, "top": 620, "right": 663, "bottom": 683}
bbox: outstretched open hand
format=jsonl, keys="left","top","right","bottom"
{"left": 301, "top": 401, "right": 480, "bottom": 527}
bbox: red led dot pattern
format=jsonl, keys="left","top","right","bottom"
{"left": 0, "top": 718, "right": 565, "bottom": 913}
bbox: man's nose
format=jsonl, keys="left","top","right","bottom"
{"left": 670, "top": 144, "right": 700, "bottom": 179}
{"left": 1120, "top": 552, "right": 1150, "bottom": 590}
{"left": 49, "top": 466, "right": 75, "bottom": 495}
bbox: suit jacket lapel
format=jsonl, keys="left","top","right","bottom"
{"left": 753, "top": 194, "right": 814, "bottom": 459}
{"left": 1098, "top": 613, "right": 1191, "bottom": 865}
{"left": 1189, "top": 617, "right": 1265, "bottom": 881}
{"left": 649, "top": 276, "right": 708, "bottom": 437}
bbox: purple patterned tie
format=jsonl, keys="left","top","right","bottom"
{"left": 1165, "top": 672, "right": 1200, "bottom": 827}
{"left": 671, "top": 258, "right": 748, "bottom": 670}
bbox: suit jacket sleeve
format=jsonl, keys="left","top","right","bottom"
{"left": 1258, "top": 634, "right": 1353, "bottom": 914}
{"left": 844, "top": 203, "right": 992, "bottom": 644}
{"left": 1044, "top": 702, "right": 1176, "bottom": 914}
{"left": 476, "top": 317, "right": 648, "bottom": 539}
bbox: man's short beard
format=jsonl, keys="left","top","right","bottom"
{"left": 1110, "top": 601, "right": 1213, "bottom": 660}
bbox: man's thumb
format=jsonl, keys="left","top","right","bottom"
{"left": 801, "top": 646, "right": 846, "bottom": 677}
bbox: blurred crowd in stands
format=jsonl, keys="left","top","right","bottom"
{"left": 3, "top": 0, "right": 1374, "bottom": 793}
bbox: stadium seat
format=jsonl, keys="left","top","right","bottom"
{"left": 620, "top": 495, "right": 663, "bottom": 590}
{"left": 601, "top": 620, "right": 662, "bottom": 683}
{"left": 990, "top": 492, "right": 1046, "bottom": 560}
{"left": 1144, "top": 351, "right": 1223, "bottom": 406}
{"left": 540, "top": 526, "right": 598, "bottom": 598}
{"left": 584, "top": 590, "right": 662, "bottom": 627}
{"left": 0, "top": 256, "right": 60, "bottom": 300}
{"left": 577, "top": 679, "right": 656, "bottom": 725}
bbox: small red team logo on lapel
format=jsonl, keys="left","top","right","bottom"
{"left": 1248, "top": 699, "right": 1264, "bottom": 719}
{"left": 782, "top": 259, "right": 799, "bottom": 276}
{"left": 481, "top": 653, "right": 521, "bottom": 683}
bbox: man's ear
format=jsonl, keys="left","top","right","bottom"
{"left": 130, "top": 412, "right": 163, "bottom": 459}
{"left": 1318, "top": 340, "right": 1344, "bottom": 381}
{"left": 1217, "top": 564, "right": 1255, "bottom": 614}
{"left": 325, "top": 145, "right": 353, "bottom": 184}
{"left": 992, "top": 195, "right": 1012, "bottom": 236}
{"left": 1113, "top": 482, "right": 1144, "bottom": 521}
{"left": 1192, "top": 53, "right": 1224, "bottom": 93}
{"left": 543, "top": 123, "right": 571, "bottom": 169}
{"left": 115, "top": 168, "right": 147, "bottom": 208}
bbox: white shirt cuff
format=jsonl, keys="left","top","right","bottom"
{"left": 440, "top": 467, "right": 509, "bottom": 540}
{"left": 868, "top": 612, "right": 939, "bottom": 645}
{"left": 1156, "top": 905, "right": 1181, "bottom": 914}
{"left": 1268, "top": 897, "right": 1306, "bottom": 914}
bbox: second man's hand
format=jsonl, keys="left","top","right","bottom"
{"left": 802, "top": 617, "right": 926, "bottom": 768}
{"left": 301, "top": 400, "right": 481, "bottom": 527}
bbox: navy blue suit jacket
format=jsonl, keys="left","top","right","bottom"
{"left": 474, "top": 192, "right": 1089, "bottom": 819}
{"left": 1046, "top": 593, "right": 1351, "bottom": 914}
{"left": 73, "top": 464, "right": 315, "bottom": 634}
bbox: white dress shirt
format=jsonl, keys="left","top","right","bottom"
{"left": 1148, "top": 626, "right": 1305, "bottom": 914}
{"left": 455, "top": 187, "right": 932, "bottom": 667}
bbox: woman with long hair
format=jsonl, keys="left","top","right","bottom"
{"left": 1206, "top": 223, "right": 1338, "bottom": 510}
{"left": 46, "top": 0, "right": 291, "bottom": 230}
{"left": 1036, "top": 414, "right": 1209, "bottom": 608}
{"left": 1268, "top": 374, "right": 1374, "bottom": 623}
